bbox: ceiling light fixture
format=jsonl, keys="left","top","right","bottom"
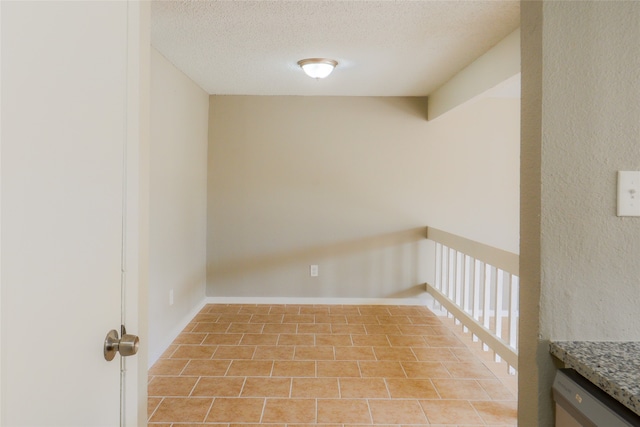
{"left": 297, "top": 58, "right": 338, "bottom": 79}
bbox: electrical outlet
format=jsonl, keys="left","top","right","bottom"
{"left": 169, "top": 289, "right": 174, "bottom": 306}
{"left": 310, "top": 264, "right": 319, "bottom": 277}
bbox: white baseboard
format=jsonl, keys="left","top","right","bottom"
{"left": 148, "top": 298, "right": 209, "bottom": 367}
{"left": 204, "top": 295, "right": 431, "bottom": 306}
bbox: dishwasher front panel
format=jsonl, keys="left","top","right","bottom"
{"left": 553, "top": 369, "right": 640, "bottom": 427}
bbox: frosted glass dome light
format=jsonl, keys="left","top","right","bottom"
{"left": 297, "top": 58, "right": 338, "bottom": 79}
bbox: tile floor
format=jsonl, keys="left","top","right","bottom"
{"left": 148, "top": 304, "right": 517, "bottom": 426}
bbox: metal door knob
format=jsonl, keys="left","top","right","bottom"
{"left": 104, "top": 327, "right": 139, "bottom": 361}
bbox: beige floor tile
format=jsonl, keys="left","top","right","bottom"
{"left": 170, "top": 345, "right": 217, "bottom": 360}
{"left": 364, "top": 324, "right": 401, "bottom": 335}
{"left": 402, "top": 361, "right": 451, "bottom": 379}
{"left": 148, "top": 303, "right": 519, "bottom": 425}
{"left": 377, "top": 315, "right": 412, "bottom": 324}
{"left": 407, "top": 315, "right": 443, "bottom": 325}
{"left": 397, "top": 325, "right": 437, "bottom": 335}
{"left": 387, "top": 335, "right": 427, "bottom": 347}
{"left": 369, "top": 399, "right": 429, "bottom": 424}
{"left": 182, "top": 322, "right": 197, "bottom": 332}
{"left": 278, "top": 334, "right": 314, "bottom": 346}
{"left": 472, "top": 400, "right": 518, "bottom": 424}
{"left": 315, "top": 314, "right": 348, "bottom": 324}
{"left": 202, "top": 333, "right": 243, "bottom": 345}
{"left": 148, "top": 397, "right": 162, "bottom": 417}
{"left": 351, "top": 334, "right": 390, "bottom": 346}
{"left": 374, "top": 346, "right": 417, "bottom": 361}
{"left": 181, "top": 359, "right": 231, "bottom": 376}
{"left": 291, "top": 378, "right": 339, "bottom": 398}
{"left": 268, "top": 305, "right": 301, "bottom": 314}
{"left": 334, "top": 346, "right": 376, "bottom": 361}
{"left": 424, "top": 335, "right": 466, "bottom": 347}
{"left": 386, "top": 378, "right": 439, "bottom": 399}
{"left": 226, "top": 360, "right": 273, "bottom": 376}
{"left": 412, "top": 347, "right": 458, "bottom": 362}
{"left": 443, "top": 361, "right": 496, "bottom": 379}
{"left": 217, "top": 314, "right": 253, "bottom": 323}
{"left": 192, "top": 313, "right": 220, "bottom": 323}
{"left": 297, "top": 323, "right": 332, "bottom": 334}
{"left": 501, "top": 374, "right": 519, "bottom": 396}
{"left": 299, "top": 306, "right": 330, "bottom": 314}
{"left": 315, "top": 334, "right": 352, "bottom": 346}
{"left": 328, "top": 306, "right": 361, "bottom": 315}
{"left": 262, "top": 398, "right": 316, "bottom": 423}
{"left": 173, "top": 332, "right": 208, "bottom": 345}
{"left": 205, "top": 304, "right": 240, "bottom": 314}
{"left": 213, "top": 345, "right": 256, "bottom": 360}
{"left": 191, "top": 377, "right": 245, "bottom": 397}
{"left": 339, "top": 378, "right": 390, "bottom": 398}
{"left": 253, "top": 345, "right": 295, "bottom": 360}
{"left": 432, "top": 378, "right": 491, "bottom": 400}
{"left": 294, "top": 346, "right": 335, "bottom": 360}
{"left": 239, "top": 305, "right": 271, "bottom": 314}
{"left": 250, "top": 314, "right": 284, "bottom": 323}
{"left": 262, "top": 323, "right": 297, "bottom": 334}
{"left": 148, "top": 376, "right": 198, "bottom": 397}
{"left": 227, "top": 323, "right": 264, "bottom": 333}
{"left": 317, "top": 399, "right": 372, "bottom": 423}
{"left": 449, "top": 346, "right": 480, "bottom": 362}
{"left": 206, "top": 398, "right": 265, "bottom": 423}
{"left": 359, "top": 361, "right": 406, "bottom": 378}
{"left": 331, "top": 324, "right": 367, "bottom": 334}
{"left": 317, "top": 360, "right": 361, "bottom": 377}
{"left": 231, "top": 425, "right": 280, "bottom": 427}
{"left": 478, "top": 378, "right": 517, "bottom": 400}
{"left": 282, "top": 314, "right": 315, "bottom": 324}
{"left": 272, "top": 361, "right": 316, "bottom": 377}
{"left": 242, "top": 377, "right": 291, "bottom": 397}
{"left": 347, "top": 315, "right": 379, "bottom": 324}
{"left": 159, "top": 344, "right": 178, "bottom": 359}
{"left": 240, "top": 333, "right": 279, "bottom": 346}
{"left": 419, "top": 399, "right": 484, "bottom": 424}
{"left": 149, "top": 397, "right": 213, "bottom": 423}
{"left": 290, "top": 424, "right": 339, "bottom": 427}
{"left": 148, "top": 359, "right": 188, "bottom": 376}
{"left": 192, "top": 323, "right": 231, "bottom": 333}
{"left": 358, "top": 306, "right": 391, "bottom": 316}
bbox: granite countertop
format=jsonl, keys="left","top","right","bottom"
{"left": 550, "top": 341, "right": 640, "bottom": 417}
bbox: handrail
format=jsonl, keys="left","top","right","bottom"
{"left": 425, "top": 226, "right": 519, "bottom": 373}
{"left": 426, "top": 227, "right": 519, "bottom": 275}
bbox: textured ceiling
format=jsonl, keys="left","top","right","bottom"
{"left": 151, "top": 1, "right": 520, "bottom": 96}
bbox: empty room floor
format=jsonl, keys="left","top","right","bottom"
{"left": 148, "top": 303, "right": 517, "bottom": 426}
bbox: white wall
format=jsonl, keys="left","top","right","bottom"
{"left": 149, "top": 48, "right": 209, "bottom": 364}
{"left": 520, "top": 2, "right": 640, "bottom": 425}
{"left": 207, "top": 95, "right": 519, "bottom": 299}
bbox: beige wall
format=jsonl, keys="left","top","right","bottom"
{"left": 207, "top": 95, "right": 519, "bottom": 298}
{"left": 149, "top": 48, "right": 209, "bottom": 363}
{"left": 520, "top": 2, "right": 640, "bottom": 425}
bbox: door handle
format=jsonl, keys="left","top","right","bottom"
{"left": 104, "top": 325, "right": 139, "bottom": 361}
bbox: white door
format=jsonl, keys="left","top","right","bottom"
{"left": 1, "top": 1, "right": 148, "bottom": 426}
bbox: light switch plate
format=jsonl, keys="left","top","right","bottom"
{"left": 617, "top": 171, "right": 640, "bottom": 216}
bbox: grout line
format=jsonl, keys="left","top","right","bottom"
{"left": 188, "top": 376, "right": 201, "bottom": 397}
{"left": 201, "top": 396, "right": 216, "bottom": 424}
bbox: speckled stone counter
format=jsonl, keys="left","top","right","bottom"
{"left": 550, "top": 341, "right": 640, "bottom": 417}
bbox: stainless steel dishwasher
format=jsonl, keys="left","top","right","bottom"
{"left": 553, "top": 369, "right": 640, "bottom": 427}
